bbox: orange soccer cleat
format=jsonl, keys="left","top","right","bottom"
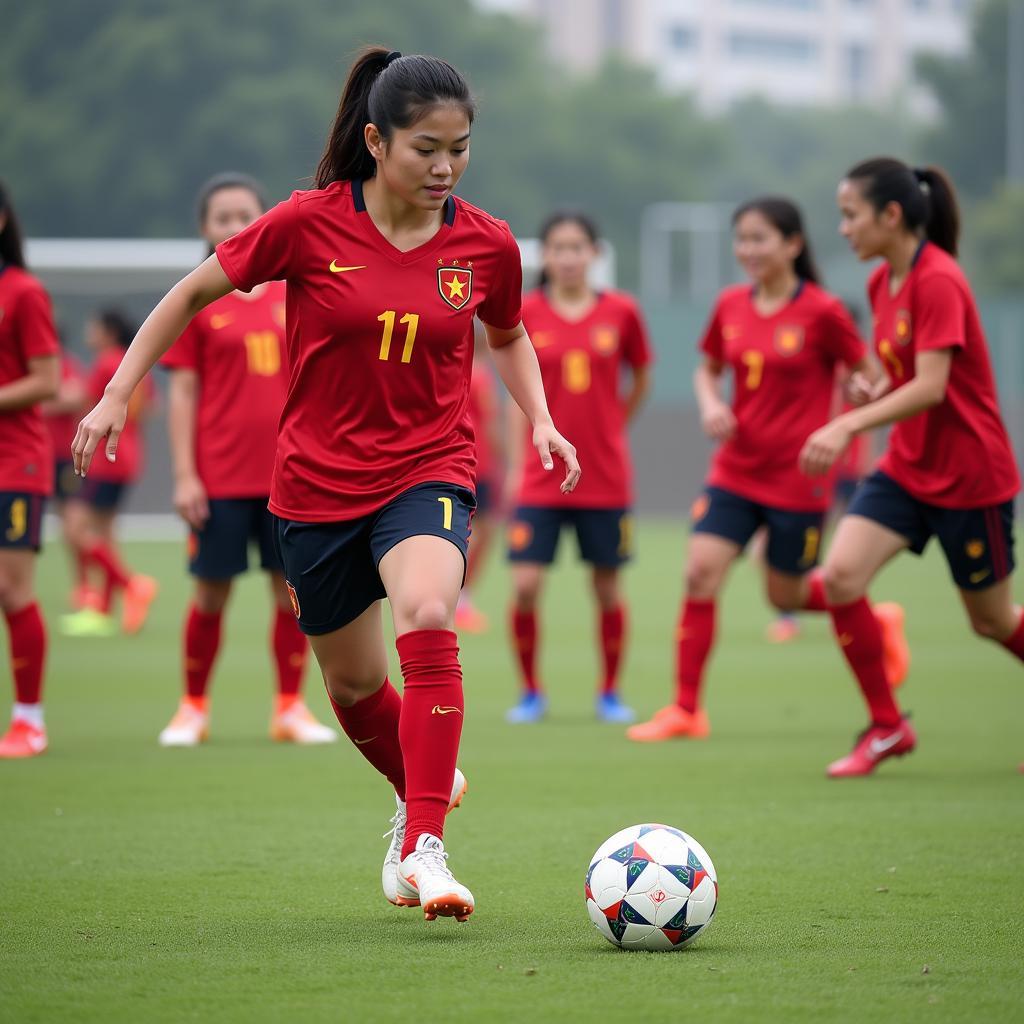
{"left": 765, "top": 615, "right": 801, "bottom": 644}
{"left": 626, "top": 705, "right": 711, "bottom": 743}
{"left": 454, "top": 601, "right": 489, "bottom": 634}
{"left": 0, "top": 719, "right": 48, "bottom": 759}
{"left": 874, "top": 602, "right": 910, "bottom": 688}
{"left": 122, "top": 575, "right": 159, "bottom": 635}
{"left": 158, "top": 697, "right": 209, "bottom": 747}
{"left": 270, "top": 699, "right": 338, "bottom": 745}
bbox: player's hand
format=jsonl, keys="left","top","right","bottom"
{"left": 846, "top": 372, "right": 889, "bottom": 406}
{"left": 71, "top": 393, "right": 128, "bottom": 477}
{"left": 701, "top": 401, "right": 737, "bottom": 442}
{"left": 174, "top": 474, "right": 210, "bottom": 530}
{"left": 800, "top": 419, "right": 852, "bottom": 477}
{"left": 533, "top": 421, "right": 581, "bottom": 494}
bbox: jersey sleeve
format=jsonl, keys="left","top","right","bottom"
{"left": 161, "top": 320, "right": 200, "bottom": 371}
{"left": 821, "top": 299, "right": 867, "bottom": 368}
{"left": 13, "top": 280, "right": 60, "bottom": 361}
{"left": 621, "top": 300, "right": 654, "bottom": 368}
{"left": 912, "top": 273, "right": 968, "bottom": 353}
{"left": 216, "top": 194, "right": 299, "bottom": 292}
{"left": 86, "top": 352, "right": 115, "bottom": 402}
{"left": 698, "top": 297, "right": 726, "bottom": 362}
{"left": 477, "top": 226, "right": 523, "bottom": 333}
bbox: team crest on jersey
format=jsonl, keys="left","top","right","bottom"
{"left": 690, "top": 495, "right": 710, "bottom": 523}
{"left": 438, "top": 264, "right": 473, "bottom": 311}
{"left": 592, "top": 326, "right": 619, "bottom": 355}
{"left": 508, "top": 521, "right": 533, "bottom": 551}
{"left": 286, "top": 580, "right": 301, "bottom": 619}
{"left": 774, "top": 325, "right": 804, "bottom": 356}
{"left": 895, "top": 309, "right": 912, "bottom": 346}
{"left": 532, "top": 331, "right": 553, "bottom": 349}
{"left": 723, "top": 324, "right": 741, "bottom": 340}
{"left": 965, "top": 539, "right": 986, "bottom": 559}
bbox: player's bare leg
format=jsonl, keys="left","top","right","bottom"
{"left": 456, "top": 511, "right": 494, "bottom": 633}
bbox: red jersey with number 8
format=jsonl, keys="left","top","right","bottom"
{"left": 162, "top": 282, "right": 288, "bottom": 498}
{"left": 700, "top": 282, "right": 866, "bottom": 512}
{"left": 215, "top": 180, "right": 523, "bottom": 522}
{"left": 869, "top": 242, "right": 1018, "bottom": 508}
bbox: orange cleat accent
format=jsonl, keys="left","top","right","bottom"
{"left": 765, "top": 616, "right": 801, "bottom": 644}
{"left": 626, "top": 705, "right": 710, "bottom": 743}
{"left": 158, "top": 697, "right": 209, "bottom": 747}
{"left": 0, "top": 719, "right": 48, "bottom": 759}
{"left": 269, "top": 700, "right": 338, "bottom": 744}
{"left": 122, "top": 575, "right": 159, "bottom": 635}
{"left": 423, "top": 894, "right": 474, "bottom": 922}
{"left": 71, "top": 584, "right": 103, "bottom": 612}
{"left": 875, "top": 602, "right": 910, "bottom": 688}
{"left": 455, "top": 602, "right": 489, "bottom": 634}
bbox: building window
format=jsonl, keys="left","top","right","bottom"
{"left": 728, "top": 31, "right": 819, "bottom": 62}
{"left": 669, "top": 24, "right": 698, "bottom": 51}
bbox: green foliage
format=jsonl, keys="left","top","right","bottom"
{"left": 968, "top": 184, "right": 1024, "bottom": 293}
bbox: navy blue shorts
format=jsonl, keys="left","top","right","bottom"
{"left": 476, "top": 479, "right": 495, "bottom": 517}
{"left": 189, "top": 497, "right": 281, "bottom": 580}
{"left": 0, "top": 492, "right": 44, "bottom": 552}
{"left": 507, "top": 506, "right": 633, "bottom": 568}
{"left": 54, "top": 460, "right": 83, "bottom": 504}
{"left": 274, "top": 481, "right": 476, "bottom": 636}
{"left": 848, "top": 470, "right": 1015, "bottom": 591}
{"left": 691, "top": 486, "right": 824, "bottom": 575}
{"left": 79, "top": 478, "right": 128, "bottom": 511}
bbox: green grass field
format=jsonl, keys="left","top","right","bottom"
{"left": 3, "top": 522, "right": 1022, "bottom": 1023}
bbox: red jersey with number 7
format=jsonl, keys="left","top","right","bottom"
{"left": 162, "top": 282, "right": 288, "bottom": 498}
{"left": 215, "top": 180, "right": 523, "bottom": 522}
{"left": 869, "top": 241, "right": 1019, "bottom": 508}
{"left": 700, "top": 282, "right": 866, "bottom": 512}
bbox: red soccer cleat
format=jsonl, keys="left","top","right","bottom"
{"left": 0, "top": 719, "right": 48, "bottom": 759}
{"left": 827, "top": 717, "right": 916, "bottom": 778}
{"left": 122, "top": 574, "right": 159, "bottom": 635}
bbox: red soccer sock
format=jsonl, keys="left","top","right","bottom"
{"left": 599, "top": 604, "right": 627, "bottom": 695}
{"left": 675, "top": 598, "right": 716, "bottom": 713}
{"left": 999, "top": 611, "right": 1024, "bottom": 661}
{"left": 397, "top": 629, "right": 463, "bottom": 858}
{"left": 802, "top": 569, "right": 828, "bottom": 612}
{"left": 830, "top": 598, "right": 902, "bottom": 727}
{"left": 84, "top": 541, "right": 132, "bottom": 589}
{"left": 510, "top": 607, "right": 540, "bottom": 694}
{"left": 272, "top": 607, "right": 307, "bottom": 699}
{"left": 184, "top": 605, "right": 223, "bottom": 700}
{"left": 74, "top": 548, "right": 89, "bottom": 589}
{"left": 5, "top": 604, "right": 46, "bottom": 705}
{"left": 328, "top": 677, "right": 406, "bottom": 800}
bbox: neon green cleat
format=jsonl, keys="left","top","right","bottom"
{"left": 60, "top": 608, "right": 118, "bottom": 638}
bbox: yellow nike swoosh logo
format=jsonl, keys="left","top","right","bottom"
{"left": 969, "top": 569, "right": 991, "bottom": 584}
{"left": 329, "top": 261, "right": 367, "bottom": 273}
{"left": 354, "top": 736, "right": 377, "bottom": 745}
{"left": 210, "top": 314, "right": 234, "bottom": 329}
{"left": 431, "top": 705, "right": 462, "bottom": 716}
{"left": 838, "top": 632, "right": 853, "bottom": 647}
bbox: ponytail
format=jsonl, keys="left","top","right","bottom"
{"left": 732, "top": 196, "right": 822, "bottom": 285}
{"left": 0, "top": 180, "right": 27, "bottom": 269}
{"left": 846, "top": 157, "right": 960, "bottom": 257}
{"left": 315, "top": 47, "right": 476, "bottom": 189}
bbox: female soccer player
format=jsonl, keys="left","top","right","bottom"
{"left": 506, "top": 212, "right": 652, "bottom": 724}
{"left": 158, "top": 173, "right": 335, "bottom": 748}
{"left": 72, "top": 48, "right": 579, "bottom": 921}
{"left": 60, "top": 310, "right": 158, "bottom": 637}
{"left": 629, "top": 197, "right": 905, "bottom": 743}
{"left": 800, "top": 159, "right": 1021, "bottom": 777}
{"left": 0, "top": 181, "right": 59, "bottom": 759}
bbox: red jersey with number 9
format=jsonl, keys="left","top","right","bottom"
{"left": 516, "top": 289, "right": 653, "bottom": 508}
{"left": 868, "top": 242, "right": 1019, "bottom": 508}
{"left": 0, "top": 267, "right": 60, "bottom": 495}
{"left": 700, "top": 282, "right": 866, "bottom": 512}
{"left": 162, "top": 282, "right": 288, "bottom": 498}
{"left": 215, "top": 180, "right": 523, "bottom": 521}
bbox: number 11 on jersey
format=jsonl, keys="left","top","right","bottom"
{"left": 378, "top": 311, "right": 419, "bottom": 364}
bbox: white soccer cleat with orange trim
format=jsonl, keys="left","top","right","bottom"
{"left": 270, "top": 700, "right": 338, "bottom": 745}
{"left": 396, "top": 834, "right": 474, "bottom": 922}
{"left": 382, "top": 768, "right": 467, "bottom": 906}
{"left": 158, "top": 699, "right": 209, "bottom": 747}
{"left": 0, "top": 719, "right": 48, "bottom": 759}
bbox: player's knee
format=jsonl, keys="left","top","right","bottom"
{"left": 968, "top": 612, "right": 1011, "bottom": 642}
{"left": 194, "top": 580, "right": 231, "bottom": 615}
{"left": 512, "top": 575, "right": 542, "bottom": 611}
{"left": 685, "top": 561, "right": 721, "bottom": 599}
{"left": 404, "top": 597, "right": 452, "bottom": 632}
{"left": 766, "top": 580, "right": 801, "bottom": 613}
{"left": 822, "top": 560, "right": 863, "bottom": 606}
{"left": 324, "top": 670, "right": 383, "bottom": 707}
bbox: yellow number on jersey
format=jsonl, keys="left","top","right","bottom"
{"left": 562, "top": 349, "right": 591, "bottom": 394}
{"left": 378, "top": 311, "right": 420, "bottom": 364}
{"left": 878, "top": 339, "right": 904, "bottom": 381}
{"left": 618, "top": 514, "right": 634, "bottom": 558}
{"left": 800, "top": 526, "right": 821, "bottom": 568}
{"left": 740, "top": 350, "right": 764, "bottom": 390}
{"left": 437, "top": 496, "right": 453, "bottom": 532}
{"left": 244, "top": 331, "right": 281, "bottom": 376}
{"left": 6, "top": 499, "right": 27, "bottom": 542}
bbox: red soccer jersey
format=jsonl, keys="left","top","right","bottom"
{"left": 46, "top": 354, "right": 86, "bottom": 464}
{"left": 86, "top": 348, "right": 153, "bottom": 484}
{"left": 701, "top": 282, "right": 866, "bottom": 512}
{"left": 162, "top": 282, "right": 288, "bottom": 498}
{"left": 468, "top": 354, "right": 500, "bottom": 489}
{"left": 870, "top": 242, "right": 1019, "bottom": 508}
{"left": 215, "top": 180, "right": 523, "bottom": 522}
{"left": 0, "top": 266, "right": 60, "bottom": 495}
{"left": 515, "top": 289, "right": 652, "bottom": 509}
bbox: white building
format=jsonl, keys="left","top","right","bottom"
{"left": 477, "top": 0, "right": 975, "bottom": 113}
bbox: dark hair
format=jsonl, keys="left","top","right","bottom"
{"left": 0, "top": 180, "right": 27, "bottom": 269}
{"left": 196, "top": 172, "right": 268, "bottom": 257}
{"left": 732, "top": 196, "right": 821, "bottom": 285}
{"left": 315, "top": 47, "right": 476, "bottom": 188}
{"left": 537, "top": 210, "right": 600, "bottom": 288}
{"left": 95, "top": 309, "right": 137, "bottom": 350}
{"left": 845, "top": 157, "right": 960, "bottom": 257}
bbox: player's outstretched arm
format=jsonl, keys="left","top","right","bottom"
{"left": 485, "top": 321, "right": 580, "bottom": 495}
{"left": 72, "top": 256, "right": 234, "bottom": 476}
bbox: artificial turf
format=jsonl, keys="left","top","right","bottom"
{"left": 2, "top": 523, "right": 1022, "bottom": 1023}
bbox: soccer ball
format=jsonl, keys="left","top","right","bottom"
{"left": 585, "top": 823, "right": 718, "bottom": 951}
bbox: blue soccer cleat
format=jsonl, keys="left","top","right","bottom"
{"left": 505, "top": 692, "right": 548, "bottom": 724}
{"left": 596, "top": 692, "right": 636, "bottom": 723}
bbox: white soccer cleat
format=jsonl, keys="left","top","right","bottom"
{"left": 270, "top": 700, "right": 338, "bottom": 745}
{"left": 158, "top": 699, "right": 209, "bottom": 747}
{"left": 396, "top": 834, "right": 474, "bottom": 922}
{"left": 382, "top": 768, "right": 467, "bottom": 906}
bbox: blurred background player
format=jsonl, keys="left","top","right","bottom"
{"left": 158, "top": 172, "right": 335, "bottom": 747}
{"left": 506, "top": 212, "right": 652, "bottom": 724}
{"left": 0, "top": 181, "right": 59, "bottom": 759}
{"left": 629, "top": 196, "right": 906, "bottom": 744}
{"left": 455, "top": 324, "right": 504, "bottom": 634}
{"left": 60, "top": 310, "right": 158, "bottom": 638}
{"left": 801, "top": 159, "right": 1022, "bottom": 777}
